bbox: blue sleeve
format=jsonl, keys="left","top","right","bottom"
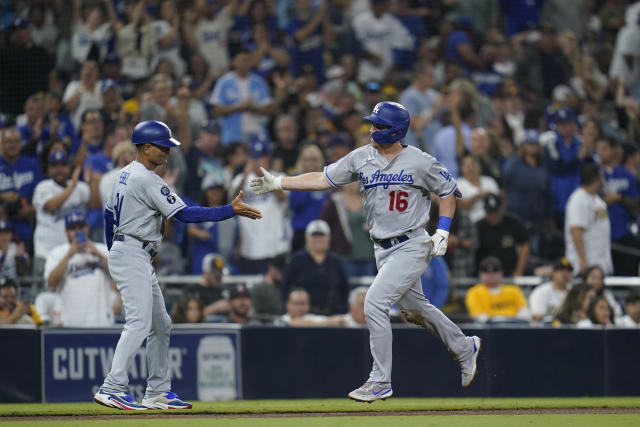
{"left": 104, "top": 208, "right": 114, "bottom": 250}
{"left": 173, "top": 204, "right": 235, "bottom": 223}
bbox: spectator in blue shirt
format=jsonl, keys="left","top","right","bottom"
{"left": 210, "top": 50, "right": 276, "bottom": 145}
{"left": 596, "top": 137, "right": 639, "bottom": 275}
{"left": 287, "top": 0, "right": 333, "bottom": 85}
{"left": 443, "top": 13, "right": 481, "bottom": 74}
{"left": 542, "top": 108, "right": 591, "bottom": 228}
{"left": 500, "top": 0, "right": 543, "bottom": 38}
{"left": 391, "top": 0, "right": 428, "bottom": 72}
{"left": 289, "top": 144, "right": 328, "bottom": 252}
{"left": 420, "top": 256, "right": 450, "bottom": 310}
{"left": 0, "top": 127, "right": 42, "bottom": 253}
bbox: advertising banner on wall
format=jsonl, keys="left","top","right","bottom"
{"left": 42, "top": 327, "right": 241, "bottom": 403}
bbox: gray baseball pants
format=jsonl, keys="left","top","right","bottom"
{"left": 101, "top": 237, "right": 171, "bottom": 397}
{"left": 365, "top": 230, "right": 472, "bottom": 384}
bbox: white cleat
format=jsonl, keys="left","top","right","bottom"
{"left": 348, "top": 382, "right": 393, "bottom": 403}
{"left": 461, "top": 336, "right": 482, "bottom": 388}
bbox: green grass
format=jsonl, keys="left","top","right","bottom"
{"left": 1, "top": 397, "right": 639, "bottom": 417}
{"left": 2, "top": 415, "right": 640, "bottom": 427}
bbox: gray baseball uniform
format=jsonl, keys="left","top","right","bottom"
{"left": 101, "top": 160, "right": 186, "bottom": 396}
{"left": 325, "top": 144, "right": 473, "bottom": 384}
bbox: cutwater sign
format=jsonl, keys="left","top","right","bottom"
{"left": 42, "top": 328, "right": 241, "bottom": 402}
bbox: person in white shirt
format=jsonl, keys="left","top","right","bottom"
{"left": 44, "top": 210, "right": 120, "bottom": 327}
{"left": 456, "top": 154, "right": 500, "bottom": 224}
{"left": 0, "top": 220, "right": 30, "bottom": 278}
{"left": 576, "top": 294, "right": 615, "bottom": 328}
{"left": 229, "top": 136, "right": 290, "bottom": 274}
{"left": 62, "top": 60, "right": 103, "bottom": 132}
{"left": 529, "top": 257, "right": 573, "bottom": 323}
{"left": 32, "top": 151, "right": 89, "bottom": 276}
{"left": 618, "top": 293, "right": 640, "bottom": 328}
{"left": 564, "top": 163, "right": 612, "bottom": 275}
{"left": 351, "top": 0, "right": 413, "bottom": 83}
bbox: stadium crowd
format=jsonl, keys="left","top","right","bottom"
{"left": 0, "top": 0, "right": 639, "bottom": 329}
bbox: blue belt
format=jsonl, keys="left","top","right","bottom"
{"left": 113, "top": 234, "right": 158, "bottom": 257}
{"left": 374, "top": 234, "right": 409, "bottom": 249}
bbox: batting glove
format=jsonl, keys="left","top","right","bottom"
{"left": 249, "top": 167, "right": 282, "bottom": 195}
{"left": 426, "top": 229, "right": 449, "bottom": 257}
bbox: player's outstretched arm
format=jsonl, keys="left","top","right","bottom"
{"left": 231, "top": 190, "right": 263, "bottom": 219}
{"left": 250, "top": 167, "right": 331, "bottom": 194}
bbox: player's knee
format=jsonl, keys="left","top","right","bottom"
{"left": 128, "top": 316, "right": 152, "bottom": 334}
{"left": 364, "top": 295, "right": 386, "bottom": 320}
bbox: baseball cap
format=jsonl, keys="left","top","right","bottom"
{"left": 48, "top": 151, "right": 69, "bottom": 165}
{"left": 522, "top": 129, "right": 540, "bottom": 144}
{"left": 11, "top": 17, "right": 28, "bottom": 30}
{"left": 326, "top": 132, "right": 352, "bottom": 149}
{"left": 101, "top": 79, "right": 120, "bottom": 93}
{"left": 64, "top": 210, "right": 87, "bottom": 228}
{"left": 365, "top": 81, "right": 382, "bottom": 92}
{"left": 325, "top": 65, "right": 345, "bottom": 80}
{"left": 201, "top": 119, "right": 221, "bottom": 134}
{"left": 249, "top": 134, "right": 271, "bottom": 159}
{"left": 483, "top": 193, "right": 501, "bottom": 213}
{"left": 479, "top": 256, "right": 502, "bottom": 273}
{"left": 200, "top": 173, "right": 225, "bottom": 191}
{"left": 202, "top": 253, "right": 225, "bottom": 275}
{"left": 227, "top": 283, "right": 250, "bottom": 300}
{"left": 305, "top": 219, "right": 330, "bottom": 237}
{"left": 553, "top": 108, "right": 575, "bottom": 123}
{"left": 104, "top": 52, "right": 121, "bottom": 64}
{"left": 552, "top": 257, "right": 573, "bottom": 271}
{"left": 552, "top": 85, "right": 573, "bottom": 103}
{"left": 0, "top": 220, "right": 12, "bottom": 232}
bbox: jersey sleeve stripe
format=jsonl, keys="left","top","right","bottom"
{"left": 166, "top": 204, "right": 186, "bottom": 219}
{"left": 439, "top": 184, "right": 458, "bottom": 199}
{"left": 323, "top": 166, "right": 338, "bottom": 188}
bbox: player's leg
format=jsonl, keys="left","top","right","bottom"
{"left": 96, "top": 243, "right": 152, "bottom": 409}
{"left": 349, "top": 240, "right": 427, "bottom": 402}
{"left": 142, "top": 272, "right": 192, "bottom": 409}
{"left": 396, "top": 252, "right": 481, "bottom": 387}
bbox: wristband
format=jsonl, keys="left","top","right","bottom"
{"left": 274, "top": 175, "right": 282, "bottom": 190}
{"left": 437, "top": 216, "right": 452, "bottom": 232}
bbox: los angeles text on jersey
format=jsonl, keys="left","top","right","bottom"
{"left": 359, "top": 169, "right": 415, "bottom": 189}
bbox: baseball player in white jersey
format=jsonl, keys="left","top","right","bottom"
{"left": 251, "top": 102, "right": 481, "bottom": 402}
{"left": 94, "top": 121, "right": 261, "bottom": 410}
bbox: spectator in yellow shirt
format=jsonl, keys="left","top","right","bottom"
{"left": 465, "top": 256, "right": 530, "bottom": 323}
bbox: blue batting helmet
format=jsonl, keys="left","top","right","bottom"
{"left": 363, "top": 102, "right": 410, "bottom": 144}
{"left": 131, "top": 120, "right": 181, "bottom": 147}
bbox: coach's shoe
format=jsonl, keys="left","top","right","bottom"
{"left": 142, "top": 392, "right": 192, "bottom": 409}
{"left": 348, "top": 381, "right": 393, "bottom": 403}
{"left": 460, "top": 336, "right": 482, "bottom": 388}
{"left": 93, "top": 388, "right": 147, "bottom": 410}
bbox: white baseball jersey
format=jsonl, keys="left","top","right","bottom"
{"left": 195, "top": 9, "right": 233, "bottom": 77}
{"left": 324, "top": 145, "right": 457, "bottom": 240}
{"left": 44, "top": 242, "right": 117, "bottom": 327}
{"left": 528, "top": 281, "right": 567, "bottom": 321}
{"left": 33, "top": 179, "right": 90, "bottom": 259}
{"left": 564, "top": 187, "right": 612, "bottom": 274}
{"left": 0, "top": 242, "right": 22, "bottom": 278}
{"left": 106, "top": 161, "right": 186, "bottom": 243}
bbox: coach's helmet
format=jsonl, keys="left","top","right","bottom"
{"left": 132, "top": 120, "right": 181, "bottom": 147}
{"left": 363, "top": 101, "right": 410, "bottom": 144}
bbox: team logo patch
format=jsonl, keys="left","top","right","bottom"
{"left": 119, "top": 171, "right": 130, "bottom": 185}
{"left": 439, "top": 170, "right": 453, "bottom": 182}
{"left": 160, "top": 186, "right": 170, "bottom": 196}
{"left": 166, "top": 195, "right": 176, "bottom": 204}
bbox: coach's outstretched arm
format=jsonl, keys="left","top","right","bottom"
{"left": 250, "top": 167, "right": 331, "bottom": 194}
{"left": 173, "top": 190, "right": 262, "bottom": 222}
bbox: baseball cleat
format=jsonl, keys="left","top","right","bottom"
{"left": 93, "top": 388, "right": 147, "bottom": 410}
{"left": 142, "top": 392, "right": 192, "bottom": 409}
{"left": 348, "top": 382, "right": 393, "bottom": 402}
{"left": 461, "top": 336, "right": 482, "bottom": 388}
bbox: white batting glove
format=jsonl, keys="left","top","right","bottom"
{"left": 425, "top": 229, "right": 449, "bottom": 257}
{"left": 249, "top": 167, "right": 282, "bottom": 195}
